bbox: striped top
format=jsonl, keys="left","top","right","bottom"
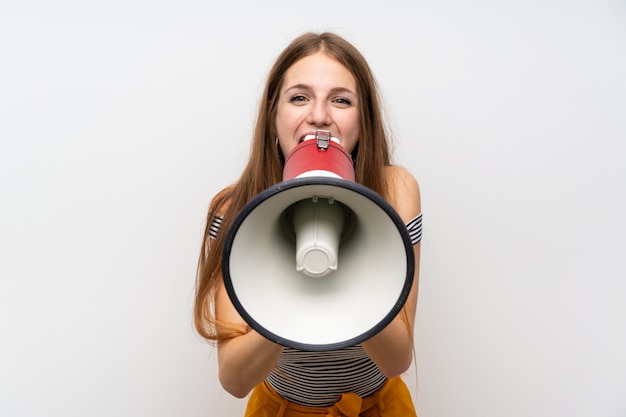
{"left": 209, "top": 212, "right": 422, "bottom": 406}
{"left": 406, "top": 213, "right": 422, "bottom": 245}
{"left": 267, "top": 345, "right": 386, "bottom": 406}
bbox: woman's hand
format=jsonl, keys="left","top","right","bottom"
{"left": 215, "top": 281, "right": 284, "bottom": 398}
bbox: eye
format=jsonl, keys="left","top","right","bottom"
{"left": 289, "top": 94, "right": 308, "bottom": 104}
{"left": 333, "top": 97, "right": 352, "bottom": 107}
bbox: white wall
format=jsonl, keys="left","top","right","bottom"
{"left": 1, "top": 1, "right": 624, "bottom": 416}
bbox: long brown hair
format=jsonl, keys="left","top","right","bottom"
{"left": 194, "top": 32, "right": 393, "bottom": 342}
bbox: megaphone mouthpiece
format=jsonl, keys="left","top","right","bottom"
{"left": 283, "top": 133, "right": 355, "bottom": 182}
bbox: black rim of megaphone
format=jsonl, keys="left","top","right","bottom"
{"left": 221, "top": 176, "right": 415, "bottom": 352}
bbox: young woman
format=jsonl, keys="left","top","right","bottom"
{"left": 194, "top": 32, "right": 422, "bottom": 416}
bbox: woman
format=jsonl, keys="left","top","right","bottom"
{"left": 194, "top": 32, "right": 422, "bottom": 416}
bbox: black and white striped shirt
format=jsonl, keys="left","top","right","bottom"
{"left": 267, "top": 345, "right": 386, "bottom": 406}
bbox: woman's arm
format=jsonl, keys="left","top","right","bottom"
{"left": 215, "top": 281, "right": 284, "bottom": 398}
{"left": 207, "top": 191, "right": 284, "bottom": 398}
{"left": 361, "top": 165, "right": 421, "bottom": 377}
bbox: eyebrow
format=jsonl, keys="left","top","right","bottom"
{"left": 283, "top": 84, "right": 357, "bottom": 97}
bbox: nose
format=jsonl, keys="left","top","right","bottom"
{"left": 307, "top": 100, "right": 332, "bottom": 127}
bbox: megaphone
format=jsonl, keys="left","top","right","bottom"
{"left": 222, "top": 131, "right": 414, "bottom": 351}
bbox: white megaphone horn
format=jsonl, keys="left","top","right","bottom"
{"left": 222, "top": 130, "right": 414, "bottom": 351}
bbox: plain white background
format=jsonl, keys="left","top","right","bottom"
{"left": 1, "top": 1, "right": 625, "bottom": 416}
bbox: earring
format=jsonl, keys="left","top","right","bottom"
{"left": 275, "top": 137, "right": 284, "bottom": 161}
{"left": 351, "top": 141, "right": 359, "bottom": 165}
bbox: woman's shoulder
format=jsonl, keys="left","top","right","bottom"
{"left": 384, "top": 165, "right": 420, "bottom": 193}
{"left": 383, "top": 165, "right": 421, "bottom": 221}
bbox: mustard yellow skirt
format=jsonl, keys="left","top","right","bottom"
{"left": 244, "top": 377, "right": 417, "bottom": 417}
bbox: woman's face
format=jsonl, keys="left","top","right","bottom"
{"left": 275, "top": 52, "right": 360, "bottom": 157}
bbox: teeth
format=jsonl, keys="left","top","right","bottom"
{"left": 300, "top": 134, "right": 340, "bottom": 143}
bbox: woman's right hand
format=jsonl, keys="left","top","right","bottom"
{"left": 215, "top": 280, "right": 284, "bottom": 398}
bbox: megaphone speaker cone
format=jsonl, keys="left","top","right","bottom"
{"left": 222, "top": 177, "right": 414, "bottom": 351}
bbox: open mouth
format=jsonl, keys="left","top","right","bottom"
{"left": 299, "top": 134, "right": 317, "bottom": 143}
{"left": 299, "top": 131, "right": 340, "bottom": 144}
